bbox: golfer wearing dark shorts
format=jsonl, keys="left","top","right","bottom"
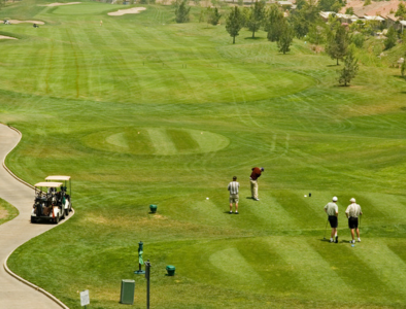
{"left": 346, "top": 198, "right": 363, "bottom": 243}
{"left": 324, "top": 196, "right": 339, "bottom": 243}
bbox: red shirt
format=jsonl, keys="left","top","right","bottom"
{"left": 250, "top": 167, "right": 262, "bottom": 180}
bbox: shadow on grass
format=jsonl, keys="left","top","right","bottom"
{"left": 30, "top": 219, "right": 65, "bottom": 225}
{"left": 244, "top": 37, "right": 264, "bottom": 40}
{"left": 326, "top": 64, "right": 340, "bottom": 67}
{"left": 332, "top": 84, "right": 351, "bottom": 88}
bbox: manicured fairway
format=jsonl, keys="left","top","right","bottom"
{"left": 1, "top": 1, "right": 406, "bottom": 308}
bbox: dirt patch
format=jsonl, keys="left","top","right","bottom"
{"left": 108, "top": 7, "right": 146, "bottom": 16}
{"left": 8, "top": 19, "right": 45, "bottom": 25}
{"left": 0, "top": 35, "right": 17, "bottom": 40}
{"left": 41, "top": 2, "right": 81, "bottom": 6}
{"left": 310, "top": 44, "right": 324, "bottom": 54}
{"left": 0, "top": 209, "right": 8, "bottom": 219}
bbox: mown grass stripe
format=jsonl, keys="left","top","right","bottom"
{"left": 166, "top": 129, "right": 199, "bottom": 153}
{"left": 265, "top": 237, "right": 351, "bottom": 298}
{"left": 146, "top": 127, "right": 176, "bottom": 155}
{"left": 310, "top": 241, "right": 393, "bottom": 303}
{"left": 352, "top": 240, "right": 406, "bottom": 301}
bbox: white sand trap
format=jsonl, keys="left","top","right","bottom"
{"left": 42, "top": 2, "right": 81, "bottom": 6}
{"left": 108, "top": 7, "right": 146, "bottom": 16}
{"left": 8, "top": 19, "right": 45, "bottom": 25}
{"left": 0, "top": 35, "right": 17, "bottom": 40}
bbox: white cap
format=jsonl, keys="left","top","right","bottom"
{"left": 332, "top": 196, "right": 338, "bottom": 202}
{"left": 350, "top": 198, "right": 356, "bottom": 203}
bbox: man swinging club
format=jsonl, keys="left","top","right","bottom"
{"left": 250, "top": 167, "right": 264, "bottom": 201}
{"left": 324, "top": 196, "right": 339, "bottom": 243}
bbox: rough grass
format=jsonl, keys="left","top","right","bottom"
{"left": 0, "top": 198, "right": 19, "bottom": 225}
{"left": 1, "top": 1, "right": 406, "bottom": 309}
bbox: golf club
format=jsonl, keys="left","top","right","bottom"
{"left": 359, "top": 214, "right": 362, "bottom": 230}
{"left": 323, "top": 218, "right": 328, "bottom": 240}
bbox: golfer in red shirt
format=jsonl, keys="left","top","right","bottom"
{"left": 250, "top": 167, "right": 264, "bottom": 201}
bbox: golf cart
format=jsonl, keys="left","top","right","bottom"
{"left": 45, "top": 175, "right": 72, "bottom": 216}
{"left": 31, "top": 182, "right": 66, "bottom": 224}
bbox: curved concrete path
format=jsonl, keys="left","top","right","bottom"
{"left": 0, "top": 124, "right": 68, "bottom": 308}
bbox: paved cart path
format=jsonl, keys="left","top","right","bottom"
{"left": 0, "top": 124, "right": 66, "bottom": 309}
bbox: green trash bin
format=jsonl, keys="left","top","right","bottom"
{"left": 166, "top": 265, "right": 176, "bottom": 276}
{"left": 149, "top": 204, "right": 157, "bottom": 213}
{"left": 120, "top": 279, "right": 135, "bottom": 305}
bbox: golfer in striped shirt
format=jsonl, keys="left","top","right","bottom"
{"left": 228, "top": 176, "right": 239, "bottom": 214}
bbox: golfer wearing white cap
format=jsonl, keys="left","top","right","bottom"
{"left": 345, "top": 198, "right": 363, "bottom": 243}
{"left": 324, "top": 196, "right": 339, "bottom": 243}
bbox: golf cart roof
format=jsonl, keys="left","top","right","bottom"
{"left": 45, "top": 176, "right": 71, "bottom": 181}
{"left": 34, "top": 182, "right": 63, "bottom": 188}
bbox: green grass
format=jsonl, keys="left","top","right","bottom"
{"left": 1, "top": 1, "right": 406, "bottom": 308}
{"left": 0, "top": 198, "right": 19, "bottom": 225}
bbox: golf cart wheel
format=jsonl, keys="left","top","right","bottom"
{"left": 64, "top": 208, "right": 69, "bottom": 216}
{"left": 30, "top": 217, "right": 36, "bottom": 224}
{"left": 54, "top": 214, "right": 60, "bottom": 224}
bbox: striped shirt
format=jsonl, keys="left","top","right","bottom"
{"left": 228, "top": 181, "right": 239, "bottom": 195}
{"left": 346, "top": 203, "right": 362, "bottom": 218}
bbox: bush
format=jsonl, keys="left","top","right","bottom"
{"left": 384, "top": 27, "right": 397, "bottom": 50}
{"left": 351, "top": 33, "right": 365, "bottom": 48}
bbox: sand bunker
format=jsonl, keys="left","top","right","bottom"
{"left": 8, "top": 20, "right": 45, "bottom": 25}
{"left": 108, "top": 7, "right": 146, "bottom": 16}
{"left": 0, "top": 35, "right": 17, "bottom": 40}
{"left": 42, "top": 2, "right": 81, "bottom": 6}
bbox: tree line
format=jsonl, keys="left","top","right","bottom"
{"left": 226, "top": 2, "right": 293, "bottom": 54}
{"left": 174, "top": 0, "right": 406, "bottom": 85}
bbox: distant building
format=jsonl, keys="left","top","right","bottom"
{"left": 339, "top": 0, "right": 404, "bottom": 29}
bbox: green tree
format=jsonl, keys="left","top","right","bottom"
{"left": 265, "top": 4, "right": 284, "bottom": 42}
{"left": 401, "top": 59, "right": 405, "bottom": 77}
{"left": 307, "top": 24, "right": 326, "bottom": 45}
{"left": 240, "top": 7, "right": 250, "bottom": 27}
{"left": 331, "top": 1, "right": 342, "bottom": 13}
{"left": 318, "top": 0, "right": 340, "bottom": 11}
{"left": 326, "top": 25, "right": 349, "bottom": 65}
{"left": 345, "top": 7, "right": 354, "bottom": 15}
{"left": 247, "top": 1, "right": 265, "bottom": 38}
{"left": 296, "top": 0, "right": 307, "bottom": 10}
{"left": 363, "top": 0, "right": 371, "bottom": 6}
{"left": 175, "top": 0, "right": 191, "bottom": 23}
{"left": 290, "top": 1, "right": 320, "bottom": 38}
{"left": 226, "top": 6, "right": 243, "bottom": 44}
{"left": 384, "top": 26, "right": 397, "bottom": 50}
{"left": 199, "top": 8, "right": 206, "bottom": 23}
{"left": 208, "top": 7, "right": 222, "bottom": 25}
{"left": 351, "top": 33, "right": 365, "bottom": 48}
{"left": 277, "top": 22, "right": 294, "bottom": 54}
{"left": 395, "top": 3, "right": 406, "bottom": 20}
{"left": 337, "top": 51, "right": 359, "bottom": 86}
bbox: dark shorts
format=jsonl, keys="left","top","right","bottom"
{"left": 348, "top": 217, "right": 358, "bottom": 229}
{"left": 328, "top": 216, "right": 338, "bottom": 228}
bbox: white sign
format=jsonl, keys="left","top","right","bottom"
{"left": 80, "top": 290, "right": 90, "bottom": 306}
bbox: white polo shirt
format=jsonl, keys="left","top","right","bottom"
{"left": 324, "top": 202, "right": 338, "bottom": 216}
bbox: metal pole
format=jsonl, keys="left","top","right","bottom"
{"left": 145, "top": 260, "right": 151, "bottom": 309}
